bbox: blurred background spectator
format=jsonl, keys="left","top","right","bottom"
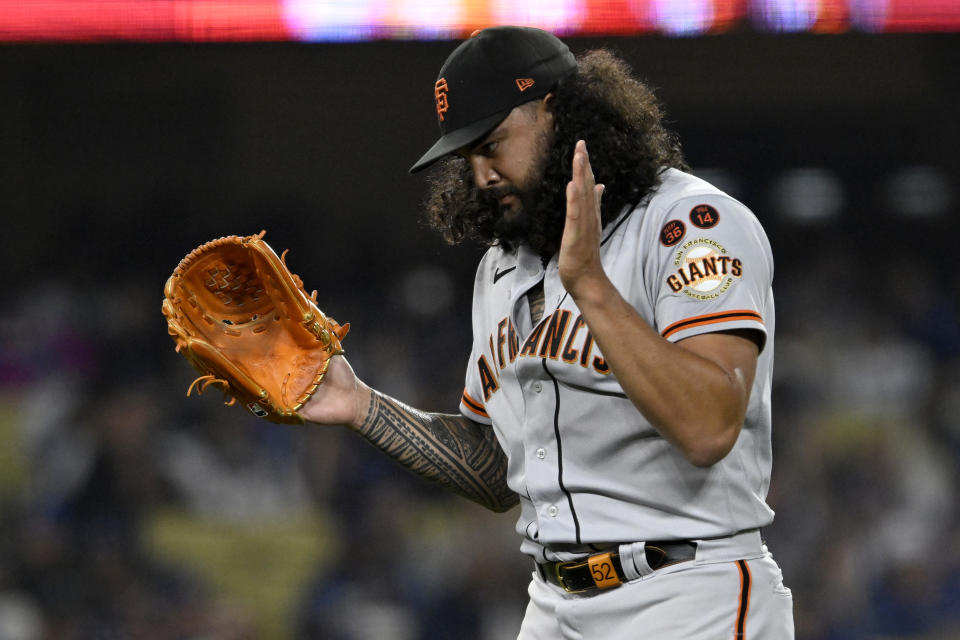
{"left": 0, "top": 14, "right": 958, "bottom": 639}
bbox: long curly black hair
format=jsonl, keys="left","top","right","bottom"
{"left": 423, "top": 49, "right": 688, "bottom": 258}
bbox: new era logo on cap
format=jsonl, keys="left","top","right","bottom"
{"left": 516, "top": 78, "right": 535, "bottom": 92}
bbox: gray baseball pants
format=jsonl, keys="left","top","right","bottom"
{"left": 518, "top": 531, "right": 794, "bottom": 639}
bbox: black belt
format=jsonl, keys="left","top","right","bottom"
{"left": 537, "top": 540, "right": 698, "bottom": 594}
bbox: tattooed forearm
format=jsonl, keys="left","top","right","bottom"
{"left": 356, "top": 391, "right": 518, "bottom": 512}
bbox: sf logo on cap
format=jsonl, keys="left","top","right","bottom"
{"left": 435, "top": 78, "right": 449, "bottom": 121}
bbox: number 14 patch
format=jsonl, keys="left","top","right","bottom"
{"left": 690, "top": 204, "right": 719, "bottom": 229}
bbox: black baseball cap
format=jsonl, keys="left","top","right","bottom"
{"left": 409, "top": 26, "right": 577, "bottom": 173}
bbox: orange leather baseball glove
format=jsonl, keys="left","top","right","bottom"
{"left": 162, "top": 230, "right": 349, "bottom": 424}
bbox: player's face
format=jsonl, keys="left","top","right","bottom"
{"left": 459, "top": 98, "right": 554, "bottom": 221}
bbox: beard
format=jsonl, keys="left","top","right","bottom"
{"left": 423, "top": 126, "right": 574, "bottom": 260}
{"left": 476, "top": 130, "right": 567, "bottom": 259}
{"left": 478, "top": 176, "right": 542, "bottom": 251}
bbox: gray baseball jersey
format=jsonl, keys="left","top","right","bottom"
{"left": 459, "top": 168, "right": 776, "bottom": 562}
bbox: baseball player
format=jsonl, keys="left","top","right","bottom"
{"left": 301, "top": 26, "right": 795, "bottom": 638}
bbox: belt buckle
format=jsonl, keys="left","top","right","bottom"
{"left": 555, "top": 560, "right": 590, "bottom": 594}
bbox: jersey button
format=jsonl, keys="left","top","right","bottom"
{"left": 536, "top": 447, "right": 545, "bottom": 459}
{"left": 547, "top": 505, "right": 559, "bottom": 517}
{"left": 533, "top": 382, "right": 542, "bottom": 393}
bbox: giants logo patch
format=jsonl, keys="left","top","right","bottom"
{"left": 666, "top": 238, "right": 742, "bottom": 301}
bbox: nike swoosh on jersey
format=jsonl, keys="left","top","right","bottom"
{"left": 493, "top": 265, "right": 517, "bottom": 283}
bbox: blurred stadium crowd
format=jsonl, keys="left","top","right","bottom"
{"left": 0, "top": 202, "right": 957, "bottom": 640}
{"left": 2, "top": 30, "right": 959, "bottom": 640}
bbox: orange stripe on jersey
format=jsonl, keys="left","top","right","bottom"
{"left": 461, "top": 389, "right": 489, "bottom": 418}
{"left": 661, "top": 310, "right": 763, "bottom": 340}
{"left": 734, "top": 559, "right": 752, "bottom": 639}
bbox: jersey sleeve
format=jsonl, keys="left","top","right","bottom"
{"left": 651, "top": 194, "right": 773, "bottom": 350}
{"left": 459, "top": 258, "right": 494, "bottom": 425}
{"left": 460, "top": 343, "right": 492, "bottom": 423}
{"left": 460, "top": 386, "right": 490, "bottom": 423}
